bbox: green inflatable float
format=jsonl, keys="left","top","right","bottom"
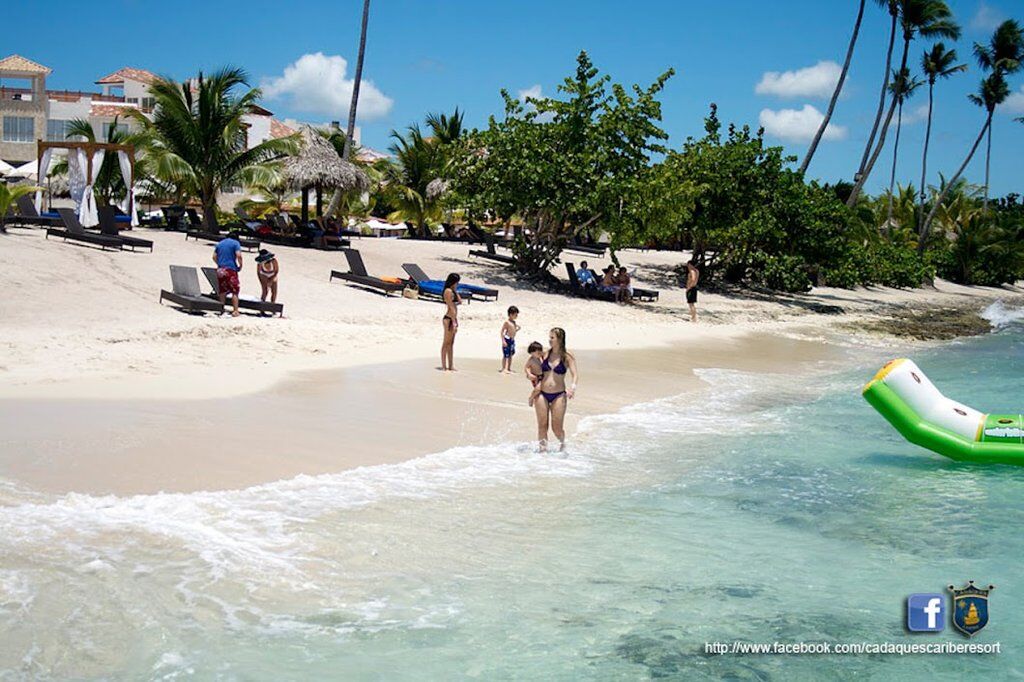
{"left": 863, "top": 358, "right": 1024, "bottom": 465}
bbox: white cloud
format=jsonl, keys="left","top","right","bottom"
{"left": 899, "top": 103, "right": 931, "bottom": 127}
{"left": 759, "top": 105, "right": 848, "bottom": 143}
{"left": 261, "top": 52, "right": 393, "bottom": 121}
{"left": 518, "top": 84, "right": 543, "bottom": 102}
{"left": 1002, "top": 85, "right": 1024, "bottom": 115}
{"left": 970, "top": 2, "right": 1004, "bottom": 32}
{"left": 755, "top": 61, "right": 842, "bottom": 99}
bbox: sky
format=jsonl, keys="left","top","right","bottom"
{"left": 4, "top": 0, "right": 1023, "bottom": 196}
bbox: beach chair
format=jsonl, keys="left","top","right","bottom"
{"left": 468, "top": 233, "right": 516, "bottom": 265}
{"left": 565, "top": 262, "right": 617, "bottom": 302}
{"left": 330, "top": 249, "right": 406, "bottom": 296}
{"left": 565, "top": 237, "right": 607, "bottom": 257}
{"left": 159, "top": 265, "right": 225, "bottom": 314}
{"left": 199, "top": 267, "right": 283, "bottom": 317}
{"left": 97, "top": 206, "right": 153, "bottom": 252}
{"left": 46, "top": 208, "right": 124, "bottom": 251}
{"left": 402, "top": 263, "right": 498, "bottom": 302}
{"left": 162, "top": 205, "right": 188, "bottom": 231}
{"left": 184, "top": 221, "right": 260, "bottom": 251}
{"left": 309, "top": 218, "right": 351, "bottom": 250}
{"left": 588, "top": 269, "right": 659, "bottom": 302}
{"left": 234, "top": 205, "right": 267, "bottom": 231}
{"left": 14, "top": 195, "right": 60, "bottom": 228}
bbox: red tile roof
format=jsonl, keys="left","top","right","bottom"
{"left": 0, "top": 54, "right": 51, "bottom": 75}
{"left": 90, "top": 103, "right": 139, "bottom": 118}
{"left": 269, "top": 119, "right": 296, "bottom": 139}
{"left": 95, "top": 67, "right": 159, "bottom": 86}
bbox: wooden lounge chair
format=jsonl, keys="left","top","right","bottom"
{"left": 330, "top": 249, "right": 406, "bottom": 296}
{"left": 160, "top": 265, "right": 225, "bottom": 314}
{"left": 14, "top": 195, "right": 60, "bottom": 228}
{"left": 46, "top": 208, "right": 124, "bottom": 251}
{"left": 199, "top": 266, "right": 284, "bottom": 316}
{"left": 468, "top": 233, "right": 516, "bottom": 265}
{"left": 97, "top": 206, "right": 153, "bottom": 252}
{"left": 565, "top": 240, "right": 607, "bottom": 257}
{"left": 402, "top": 263, "right": 499, "bottom": 302}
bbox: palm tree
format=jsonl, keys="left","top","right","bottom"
{"left": 325, "top": 0, "right": 372, "bottom": 218}
{"left": 848, "top": 0, "right": 959, "bottom": 206}
{"left": 128, "top": 67, "right": 296, "bottom": 229}
{"left": 856, "top": 0, "right": 900, "bottom": 188}
{"left": 918, "top": 43, "right": 967, "bottom": 228}
{"left": 920, "top": 20, "right": 1023, "bottom": 249}
{"left": 383, "top": 123, "right": 446, "bottom": 236}
{"left": 0, "top": 183, "right": 43, "bottom": 233}
{"left": 886, "top": 71, "right": 923, "bottom": 226}
{"left": 800, "top": 0, "right": 867, "bottom": 175}
{"left": 974, "top": 22, "right": 1024, "bottom": 211}
{"left": 847, "top": 68, "right": 919, "bottom": 208}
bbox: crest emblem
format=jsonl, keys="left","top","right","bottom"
{"left": 948, "top": 581, "right": 994, "bottom": 637}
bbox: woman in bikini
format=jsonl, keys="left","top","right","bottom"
{"left": 255, "top": 249, "right": 279, "bottom": 305}
{"left": 533, "top": 327, "right": 579, "bottom": 452}
{"left": 440, "top": 273, "right": 462, "bottom": 371}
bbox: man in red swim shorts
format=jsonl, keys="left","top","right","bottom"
{"left": 213, "top": 231, "right": 243, "bottom": 316}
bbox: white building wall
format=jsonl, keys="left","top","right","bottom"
{"left": 244, "top": 114, "right": 272, "bottom": 147}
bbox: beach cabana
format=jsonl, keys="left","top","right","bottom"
{"left": 283, "top": 126, "right": 369, "bottom": 224}
{"left": 0, "top": 159, "right": 14, "bottom": 177}
{"left": 35, "top": 140, "right": 136, "bottom": 227}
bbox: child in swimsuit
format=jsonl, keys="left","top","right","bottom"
{"left": 523, "top": 341, "right": 545, "bottom": 406}
{"left": 500, "top": 306, "right": 521, "bottom": 374}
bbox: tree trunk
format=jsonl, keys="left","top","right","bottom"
{"left": 887, "top": 99, "right": 904, "bottom": 228}
{"left": 918, "top": 82, "right": 935, "bottom": 231}
{"left": 857, "top": 10, "right": 898, "bottom": 181}
{"left": 919, "top": 114, "right": 992, "bottom": 254}
{"left": 983, "top": 122, "right": 993, "bottom": 212}
{"left": 203, "top": 189, "right": 218, "bottom": 230}
{"left": 848, "top": 94, "right": 899, "bottom": 206}
{"left": 800, "top": 0, "right": 865, "bottom": 175}
{"left": 326, "top": 0, "right": 371, "bottom": 217}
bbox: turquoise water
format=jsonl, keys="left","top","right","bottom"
{"left": 3, "top": 308, "right": 1024, "bottom": 679}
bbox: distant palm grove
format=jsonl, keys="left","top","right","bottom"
{"left": 60, "top": 1, "right": 1024, "bottom": 292}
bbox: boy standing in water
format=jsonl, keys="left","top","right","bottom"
{"left": 523, "top": 341, "right": 545, "bottom": 406}
{"left": 500, "top": 306, "right": 521, "bottom": 373}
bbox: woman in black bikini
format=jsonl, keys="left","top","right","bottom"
{"left": 440, "top": 273, "right": 461, "bottom": 371}
{"left": 533, "top": 327, "right": 579, "bottom": 452}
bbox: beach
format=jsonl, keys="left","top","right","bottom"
{"left": 4, "top": 228, "right": 1024, "bottom": 678}
{"left": 1, "top": 226, "right": 1021, "bottom": 496}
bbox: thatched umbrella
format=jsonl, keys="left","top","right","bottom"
{"left": 426, "top": 178, "right": 450, "bottom": 202}
{"left": 283, "top": 126, "right": 370, "bottom": 222}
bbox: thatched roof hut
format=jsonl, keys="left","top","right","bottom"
{"left": 283, "top": 126, "right": 369, "bottom": 194}
{"left": 426, "top": 178, "right": 450, "bottom": 201}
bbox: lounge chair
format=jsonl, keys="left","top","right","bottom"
{"left": 46, "top": 208, "right": 124, "bottom": 250}
{"left": 565, "top": 238, "right": 607, "bottom": 257}
{"left": 159, "top": 265, "right": 225, "bottom": 314}
{"left": 330, "top": 249, "right": 406, "bottom": 296}
{"left": 184, "top": 219, "right": 260, "bottom": 251}
{"left": 234, "top": 206, "right": 266, "bottom": 231}
{"left": 402, "top": 263, "right": 498, "bottom": 301}
{"left": 14, "top": 195, "right": 61, "bottom": 228}
{"left": 588, "top": 269, "right": 659, "bottom": 302}
{"left": 200, "top": 267, "right": 283, "bottom": 317}
{"left": 565, "top": 262, "right": 618, "bottom": 302}
{"left": 97, "top": 206, "right": 153, "bottom": 252}
{"left": 468, "top": 233, "right": 516, "bottom": 265}
{"left": 309, "top": 218, "right": 351, "bottom": 250}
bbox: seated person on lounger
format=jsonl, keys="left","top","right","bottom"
{"left": 576, "top": 260, "right": 596, "bottom": 289}
{"left": 616, "top": 266, "right": 633, "bottom": 304}
{"left": 600, "top": 266, "right": 619, "bottom": 295}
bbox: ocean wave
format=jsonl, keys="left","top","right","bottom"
{"left": 982, "top": 299, "right": 1024, "bottom": 329}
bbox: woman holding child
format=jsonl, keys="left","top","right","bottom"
{"left": 527, "top": 327, "right": 579, "bottom": 452}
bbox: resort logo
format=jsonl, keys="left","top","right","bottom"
{"left": 983, "top": 427, "right": 1024, "bottom": 439}
{"left": 948, "top": 581, "right": 994, "bottom": 638}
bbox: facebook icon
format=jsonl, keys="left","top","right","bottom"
{"left": 907, "top": 594, "right": 946, "bottom": 632}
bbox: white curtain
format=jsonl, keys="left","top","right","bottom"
{"left": 68, "top": 149, "right": 87, "bottom": 213}
{"left": 116, "top": 151, "right": 137, "bottom": 226}
{"left": 79, "top": 149, "right": 105, "bottom": 228}
{"left": 34, "top": 149, "right": 53, "bottom": 214}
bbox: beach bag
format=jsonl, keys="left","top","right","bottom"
{"left": 403, "top": 284, "right": 419, "bottom": 300}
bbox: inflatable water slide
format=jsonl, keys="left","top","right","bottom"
{"left": 863, "top": 358, "right": 1024, "bottom": 464}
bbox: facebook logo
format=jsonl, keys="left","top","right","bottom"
{"left": 907, "top": 594, "right": 945, "bottom": 632}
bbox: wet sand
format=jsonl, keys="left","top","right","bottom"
{"left": 0, "top": 331, "right": 836, "bottom": 496}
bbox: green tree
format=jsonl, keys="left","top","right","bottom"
{"left": 452, "top": 51, "right": 672, "bottom": 277}
{"left": 129, "top": 67, "right": 296, "bottom": 228}
{"left": 918, "top": 43, "right": 967, "bottom": 228}
{"left": 921, "top": 20, "right": 1024, "bottom": 249}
